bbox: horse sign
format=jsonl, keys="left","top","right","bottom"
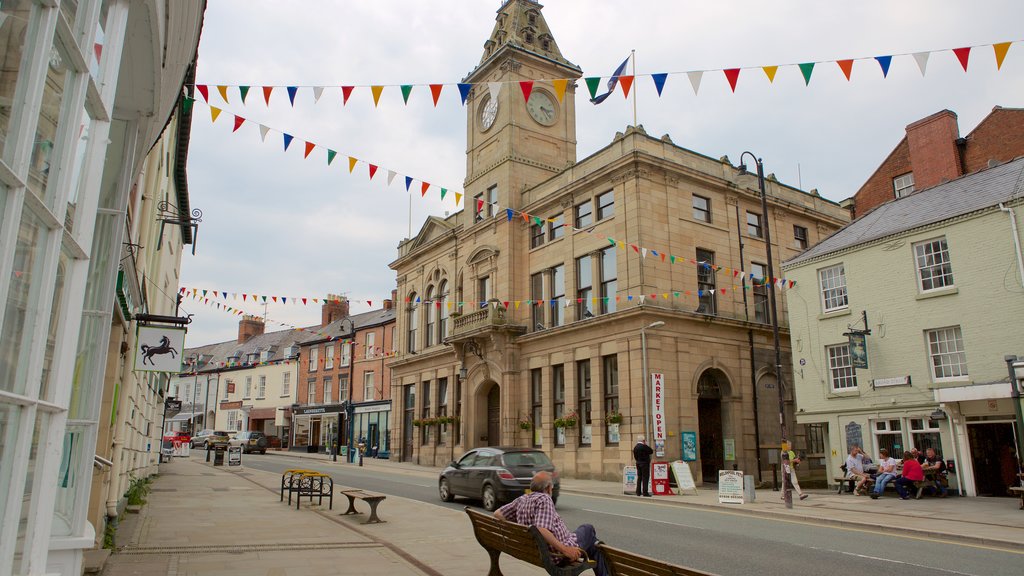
{"left": 134, "top": 326, "right": 187, "bottom": 373}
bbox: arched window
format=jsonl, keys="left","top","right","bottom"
{"left": 437, "top": 280, "right": 449, "bottom": 343}
{"left": 425, "top": 286, "right": 436, "bottom": 347}
{"left": 407, "top": 292, "right": 418, "bottom": 354}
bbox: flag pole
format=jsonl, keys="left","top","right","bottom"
{"left": 631, "top": 49, "right": 637, "bottom": 127}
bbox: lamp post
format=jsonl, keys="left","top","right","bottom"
{"left": 640, "top": 321, "right": 665, "bottom": 446}
{"left": 1005, "top": 355, "right": 1024, "bottom": 482}
{"left": 189, "top": 354, "right": 200, "bottom": 436}
{"left": 738, "top": 152, "right": 792, "bottom": 509}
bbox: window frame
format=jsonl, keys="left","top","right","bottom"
{"left": 692, "top": 195, "right": 711, "bottom": 223}
{"left": 577, "top": 360, "right": 592, "bottom": 447}
{"left": 552, "top": 365, "right": 565, "bottom": 446}
{"left": 531, "top": 369, "right": 543, "bottom": 447}
{"left": 548, "top": 214, "right": 564, "bottom": 240}
{"left": 603, "top": 355, "right": 619, "bottom": 445}
{"left": 574, "top": 200, "right": 593, "bottom": 229}
{"left": 893, "top": 172, "right": 915, "bottom": 198}
{"left": 596, "top": 190, "right": 614, "bottom": 221}
{"left": 914, "top": 237, "right": 954, "bottom": 293}
{"left": 746, "top": 211, "right": 763, "bottom": 238}
{"left": 793, "top": 225, "right": 808, "bottom": 250}
{"left": 826, "top": 343, "right": 858, "bottom": 392}
{"left": 696, "top": 248, "right": 717, "bottom": 315}
{"left": 751, "top": 262, "right": 768, "bottom": 323}
{"left": 818, "top": 264, "right": 848, "bottom": 313}
{"left": 599, "top": 247, "right": 617, "bottom": 315}
{"left": 926, "top": 326, "right": 968, "bottom": 382}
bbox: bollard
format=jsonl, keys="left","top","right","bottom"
{"left": 206, "top": 444, "right": 211, "bottom": 462}
{"left": 771, "top": 463, "right": 779, "bottom": 491}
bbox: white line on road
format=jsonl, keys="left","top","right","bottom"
{"left": 803, "top": 547, "right": 980, "bottom": 576}
{"left": 581, "top": 508, "right": 703, "bottom": 530}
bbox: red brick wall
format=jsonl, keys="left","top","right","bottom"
{"left": 961, "top": 108, "right": 1024, "bottom": 172}
{"left": 904, "top": 110, "right": 961, "bottom": 190}
{"left": 853, "top": 139, "right": 912, "bottom": 217}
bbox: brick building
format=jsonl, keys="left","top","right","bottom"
{"left": 293, "top": 296, "right": 397, "bottom": 458}
{"left": 851, "top": 106, "right": 1024, "bottom": 218}
{"left": 388, "top": 0, "right": 850, "bottom": 482}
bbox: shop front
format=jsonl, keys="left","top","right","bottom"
{"left": 291, "top": 404, "right": 346, "bottom": 454}
{"left": 352, "top": 400, "right": 391, "bottom": 458}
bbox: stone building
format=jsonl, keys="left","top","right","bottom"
{"left": 388, "top": 0, "right": 849, "bottom": 482}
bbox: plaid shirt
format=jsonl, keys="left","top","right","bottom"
{"left": 496, "top": 491, "right": 577, "bottom": 548}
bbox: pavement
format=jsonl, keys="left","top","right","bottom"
{"left": 99, "top": 450, "right": 1024, "bottom": 576}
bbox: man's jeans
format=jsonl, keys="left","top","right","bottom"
{"left": 873, "top": 473, "right": 896, "bottom": 495}
{"left": 574, "top": 524, "right": 609, "bottom": 576}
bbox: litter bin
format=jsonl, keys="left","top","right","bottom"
{"left": 213, "top": 444, "right": 227, "bottom": 466}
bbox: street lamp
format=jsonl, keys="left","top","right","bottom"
{"left": 738, "top": 152, "right": 793, "bottom": 509}
{"left": 640, "top": 321, "right": 666, "bottom": 446}
{"left": 1004, "top": 355, "right": 1024, "bottom": 483}
{"left": 189, "top": 354, "right": 200, "bottom": 436}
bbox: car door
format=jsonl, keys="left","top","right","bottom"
{"left": 449, "top": 450, "right": 478, "bottom": 495}
{"left": 469, "top": 450, "right": 497, "bottom": 497}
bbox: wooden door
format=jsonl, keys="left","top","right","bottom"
{"left": 487, "top": 385, "right": 500, "bottom": 446}
{"left": 698, "top": 398, "right": 723, "bottom": 483}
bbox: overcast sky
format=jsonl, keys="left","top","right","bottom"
{"left": 179, "top": 0, "right": 1023, "bottom": 347}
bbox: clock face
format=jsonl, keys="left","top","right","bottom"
{"left": 480, "top": 96, "right": 498, "bottom": 131}
{"left": 526, "top": 91, "right": 556, "bottom": 126}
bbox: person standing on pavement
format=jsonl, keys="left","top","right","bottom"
{"left": 495, "top": 471, "right": 609, "bottom": 576}
{"left": 633, "top": 436, "right": 654, "bottom": 497}
{"left": 782, "top": 449, "right": 808, "bottom": 500}
{"left": 870, "top": 448, "right": 898, "bottom": 499}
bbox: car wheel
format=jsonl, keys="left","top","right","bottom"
{"left": 260, "top": 450, "right": 266, "bottom": 455}
{"left": 439, "top": 479, "right": 455, "bottom": 502}
{"left": 204, "top": 441, "right": 211, "bottom": 450}
{"left": 482, "top": 485, "right": 498, "bottom": 511}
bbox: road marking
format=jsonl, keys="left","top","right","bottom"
{"left": 803, "top": 547, "right": 978, "bottom": 576}
{"left": 574, "top": 493, "right": 1023, "bottom": 555}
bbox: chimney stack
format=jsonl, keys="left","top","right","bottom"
{"left": 322, "top": 294, "right": 350, "bottom": 326}
{"left": 905, "top": 110, "right": 963, "bottom": 191}
{"left": 238, "top": 315, "right": 265, "bottom": 343}
{"left": 383, "top": 289, "right": 398, "bottom": 310}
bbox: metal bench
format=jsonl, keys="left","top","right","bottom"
{"left": 293, "top": 472, "right": 333, "bottom": 510}
{"left": 464, "top": 507, "right": 594, "bottom": 576}
{"left": 340, "top": 489, "right": 387, "bottom": 524}
{"left": 597, "top": 542, "right": 718, "bottom": 576}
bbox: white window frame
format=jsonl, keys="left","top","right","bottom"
{"left": 340, "top": 342, "right": 351, "bottom": 366}
{"left": 926, "top": 326, "right": 968, "bottom": 382}
{"left": 324, "top": 377, "right": 332, "bottom": 404}
{"left": 872, "top": 418, "right": 905, "bottom": 455}
{"left": 244, "top": 376, "right": 252, "bottom": 399}
{"left": 364, "top": 372, "right": 376, "bottom": 401}
{"left": 819, "top": 264, "right": 848, "bottom": 313}
{"left": 257, "top": 375, "right": 266, "bottom": 399}
{"left": 365, "top": 332, "right": 376, "bottom": 359}
{"left": 308, "top": 346, "right": 319, "bottom": 372}
{"left": 282, "top": 372, "right": 291, "bottom": 397}
{"left": 324, "top": 343, "right": 334, "bottom": 369}
{"left": 914, "top": 237, "right": 954, "bottom": 292}
{"left": 893, "top": 172, "right": 915, "bottom": 198}
{"left": 307, "top": 379, "right": 317, "bottom": 405}
{"left": 827, "top": 343, "right": 858, "bottom": 391}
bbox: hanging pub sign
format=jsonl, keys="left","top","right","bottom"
{"left": 848, "top": 332, "right": 868, "bottom": 369}
{"left": 134, "top": 325, "right": 186, "bottom": 373}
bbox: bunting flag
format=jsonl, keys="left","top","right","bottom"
{"left": 193, "top": 39, "right": 1017, "bottom": 106}
{"left": 232, "top": 115, "right": 244, "bottom": 132}
{"left": 304, "top": 141, "right": 315, "bottom": 159}
{"left": 210, "top": 106, "right": 222, "bottom": 122}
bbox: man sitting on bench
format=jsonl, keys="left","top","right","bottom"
{"left": 494, "top": 471, "right": 609, "bottom": 576}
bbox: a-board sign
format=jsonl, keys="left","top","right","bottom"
{"left": 227, "top": 446, "right": 242, "bottom": 466}
{"left": 652, "top": 462, "right": 672, "bottom": 496}
{"left": 670, "top": 461, "right": 698, "bottom": 495}
{"left": 622, "top": 465, "right": 638, "bottom": 495}
{"left": 718, "top": 470, "right": 744, "bottom": 504}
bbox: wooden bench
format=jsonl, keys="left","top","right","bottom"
{"left": 281, "top": 469, "right": 316, "bottom": 503}
{"left": 465, "top": 507, "right": 595, "bottom": 576}
{"left": 293, "top": 472, "right": 333, "bottom": 510}
{"left": 833, "top": 476, "right": 928, "bottom": 498}
{"left": 1010, "top": 486, "right": 1023, "bottom": 510}
{"left": 340, "top": 489, "right": 387, "bottom": 524}
{"left": 598, "top": 543, "right": 718, "bottom": 576}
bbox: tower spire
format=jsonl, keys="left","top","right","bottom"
{"left": 475, "top": 0, "right": 578, "bottom": 73}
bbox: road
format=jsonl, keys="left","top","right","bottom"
{"left": 243, "top": 454, "right": 1022, "bottom": 576}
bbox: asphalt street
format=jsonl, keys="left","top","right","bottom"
{"left": 242, "top": 454, "right": 1022, "bottom": 576}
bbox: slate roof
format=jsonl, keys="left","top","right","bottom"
{"left": 182, "top": 306, "right": 396, "bottom": 372}
{"left": 785, "top": 156, "right": 1024, "bottom": 267}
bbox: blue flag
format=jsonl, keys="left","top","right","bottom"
{"left": 591, "top": 56, "right": 631, "bottom": 104}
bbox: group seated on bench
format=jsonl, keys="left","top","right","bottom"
{"left": 839, "top": 446, "right": 950, "bottom": 500}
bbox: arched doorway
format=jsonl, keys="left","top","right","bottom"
{"left": 697, "top": 371, "right": 725, "bottom": 483}
{"left": 486, "top": 384, "right": 500, "bottom": 446}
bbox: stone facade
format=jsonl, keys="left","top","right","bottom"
{"left": 387, "top": 0, "right": 849, "bottom": 482}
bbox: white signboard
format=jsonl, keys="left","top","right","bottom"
{"left": 227, "top": 446, "right": 243, "bottom": 467}
{"left": 873, "top": 376, "right": 911, "bottom": 388}
{"left": 670, "top": 461, "right": 698, "bottom": 495}
{"left": 651, "top": 372, "right": 666, "bottom": 456}
{"left": 718, "top": 470, "right": 745, "bottom": 504}
{"left": 622, "top": 465, "right": 638, "bottom": 494}
{"left": 134, "top": 325, "right": 186, "bottom": 373}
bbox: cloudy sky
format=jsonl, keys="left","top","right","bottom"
{"left": 180, "top": 0, "right": 1023, "bottom": 346}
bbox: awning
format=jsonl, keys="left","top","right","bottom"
{"left": 166, "top": 412, "right": 201, "bottom": 423}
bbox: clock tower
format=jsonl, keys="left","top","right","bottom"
{"left": 463, "top": 0, "right": 582, "bottom": 211}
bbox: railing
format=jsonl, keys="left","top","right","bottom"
{"left": 450, "top": 301, "right": 508, "bottom": 338}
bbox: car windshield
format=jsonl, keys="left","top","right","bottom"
{"left": 502, "top": 451, "right": 552, "bottom": 467}
{"left": 214, "top": 431, "right": 230, "bottom": 436}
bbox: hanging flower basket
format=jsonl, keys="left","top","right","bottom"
{"left": 412, "top": 419, "right": 423, "bottom": 427}
{"left": 518, "top": 419, "right": 532, "bottom": 430}
{"left": 605, "top": 412, "right": 623, "bottom": 424}
{"left": 555, "top": 410, "right": 578, "bottom": 428}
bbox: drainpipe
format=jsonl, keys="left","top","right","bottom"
{"left": 106, "top": 343, "right": 134, "bottom": 518}
{"left": 998, "top": 203, "right": 1024, "bottom": 289}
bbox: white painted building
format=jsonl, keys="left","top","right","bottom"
{"left": 0, "top": 1, "right": 204, "bottom": 574}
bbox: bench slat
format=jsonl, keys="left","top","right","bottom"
{"left": 600, "top": 544, "right": 716, "bottom": 576}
